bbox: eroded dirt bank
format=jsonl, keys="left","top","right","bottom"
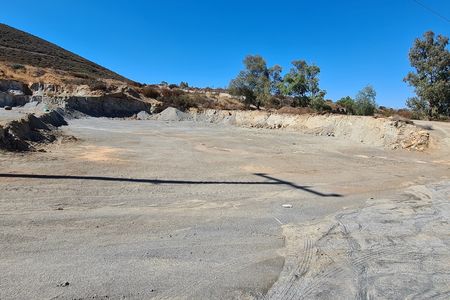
{"left": 153, "top": 108, "right": 433, "bottom": 151}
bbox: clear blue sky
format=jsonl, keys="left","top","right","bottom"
{"left": 1, "top": 0, "right": 449, "bottom": 108}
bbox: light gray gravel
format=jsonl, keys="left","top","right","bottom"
{"left": 0, "top": 118, "right": 449, "bottom": 299}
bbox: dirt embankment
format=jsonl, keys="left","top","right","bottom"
{"left": 0, "top": 110, "right": 67, "bottom": 151}
{"left": 154, "top": 108, "right": 432, "bottom": 151}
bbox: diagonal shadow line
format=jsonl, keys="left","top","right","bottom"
{"left": 0, "top": 173, "right": 342, "bottom": 197}
{"left": 253, "top": 173, "right": 343, "bottom": 197}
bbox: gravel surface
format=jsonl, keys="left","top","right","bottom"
{"left": 0, "top": 118, "right": 449, "bottom": 299}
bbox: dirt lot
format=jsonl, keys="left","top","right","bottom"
{"left": 1, "top": 117, "right": 449, "bottom": 299}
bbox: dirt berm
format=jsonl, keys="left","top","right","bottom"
{"left": 155, "top": 107, "right": 432, "bottom": 151}
{"left": 0, "top": 110, "right": 67, "bottom": 151}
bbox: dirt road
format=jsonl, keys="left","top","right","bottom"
{"left": 1, "top": 118, "right": 449, "bottom": 299}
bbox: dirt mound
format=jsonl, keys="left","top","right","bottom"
{"left": 156, "top": 107, "right": 192, "bottom": 121}
{"left": 0, "top": 110, "right": 67, "bottom": 151}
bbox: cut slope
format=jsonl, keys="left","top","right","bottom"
{"left": 0, "top": 23, "right": 127, "bottom": 81}
{"left": 155, "top": 108, "right": 432, "bottom": 151}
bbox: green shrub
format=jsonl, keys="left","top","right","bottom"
{"left": 10, "top": 64, "right": 25, "bottom": 70}
{"left": 310, "top": 96, "right": 331, "bottom": 112}
{"left": 354, "top": 85, "right": 377, "bottom": 116}
{"left": 336, "top": 96, "right": 355, "bottom": 114}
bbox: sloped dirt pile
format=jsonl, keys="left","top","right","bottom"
{"left": 155, "top": 107, "right": 192, "bottom": 121}
{"left": 0, "top": 110, "right": 67, "bottom": 151}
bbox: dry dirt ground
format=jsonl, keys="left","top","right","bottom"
{"left": 1, "top": 117, "right": 449, "bottom": 299}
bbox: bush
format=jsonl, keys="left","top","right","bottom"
{"left": 310, "top": 96, "right": 331, "bottom": 112}
{"left": 397, "top": 109, "right": 413, "bottom": 120}
{"left": 354, "top": 100, "right": 376, "bottom": 116}
{"left": 277, "top": 106, "right": 315, "bottom": 115}
{"left": 354, "top": 85, "right": 377, "bottom": 116}
{"left": 336, "top": 96, "right": 355, "bottom": 114}
{"left": 70, "top": 72, "right": 91, "bottom": 79}
{"left": 142, "top": 86, "right": 161, "bottom": 98}
{"left": 89, "top": 80, "right": 108, "bottom": 91}
{"left": 161, "top": 92, "right": 214, "bottom": 111}
{"left": 10, "top": 64, "right": 26, "bottom": 71}
{"left": 32, "top": 68, "right": 46, "bottom": 77}
{"left": 406, "top": 97, "right": 430, "bottom": 119}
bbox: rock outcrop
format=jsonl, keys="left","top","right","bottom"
{"left": 0, "top": 79, "right": 154, "bottom": 117}
{"left": 0, "top": 79, "right": 32, "bottom": 107}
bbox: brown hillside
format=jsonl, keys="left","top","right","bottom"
{"left": 0, "top": 23, "right": 128, "bottom": 82}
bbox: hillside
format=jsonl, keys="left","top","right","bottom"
{"left": 0, "top": 23, "right": 128, "bottom": 82}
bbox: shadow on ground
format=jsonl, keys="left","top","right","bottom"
{"left": 0, "top": 173, "right": 342, "bottom": 197}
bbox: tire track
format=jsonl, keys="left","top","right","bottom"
{"left": 266, "top": 238, "right": 314, "bottom": 299}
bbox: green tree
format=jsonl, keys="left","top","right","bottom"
{"left": 269, "top": 64, "right": 283, "bottom": 95}
{"left": 279, "top": 60, "right": 325, "bottom": 107}
{"left": 309, "top": 94, "right": 330, "bottom": 112}
{"left": 180, "top": 81, "right": 189, "bottom": 89}
{"left": 336, "top": 96, "right": 355, "bottom": 114}
{"left": 406, "top": 97, "right": 429, "bottom": 119}
{"left": 404, "top": 31, "right": 450, "bottom": 118}
{"left": 229, "top": 55, "right": 272, "bottom": 108}
{"left": 354, "top": 85, "right": 377, "bottom": 116}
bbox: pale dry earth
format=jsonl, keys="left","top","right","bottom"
{"left": 0, "top": 116, "right": 449, "bottom": 299}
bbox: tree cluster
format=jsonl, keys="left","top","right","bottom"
{"left": 229, "top": 55, "right": 329, "bottom": 111}
{"left": 229, "top": 55, "right": 379, "bottom": 115}
{"left": 336, "top": 85, "right": 377, "bottom": 116}
{"left": 228, "top": 31, "right": 449, "bottom": 120}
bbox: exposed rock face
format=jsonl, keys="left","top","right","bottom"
{"left": 0, "top": 110, "right": 67, "bottom": 151}
{"left": 0, "top": 91, "right": 13, "bottom": 107}
{"left": 0, "top": 79, "right": 32, "bottom": 96}
{"left": 65, "top": 96, "right": 151, "bottom": 118}
{"left": 0, "top": 80, "right": 32, "bottom": 107}
{"left": 0, "top": 79, "right": 154, "bottom": 117}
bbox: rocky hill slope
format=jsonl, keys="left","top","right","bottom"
{"left": 0, "top": 24, "right": 163, "bottom": 118}
{"left": 0, "top": 23, "right": 127, "bottom": 82}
